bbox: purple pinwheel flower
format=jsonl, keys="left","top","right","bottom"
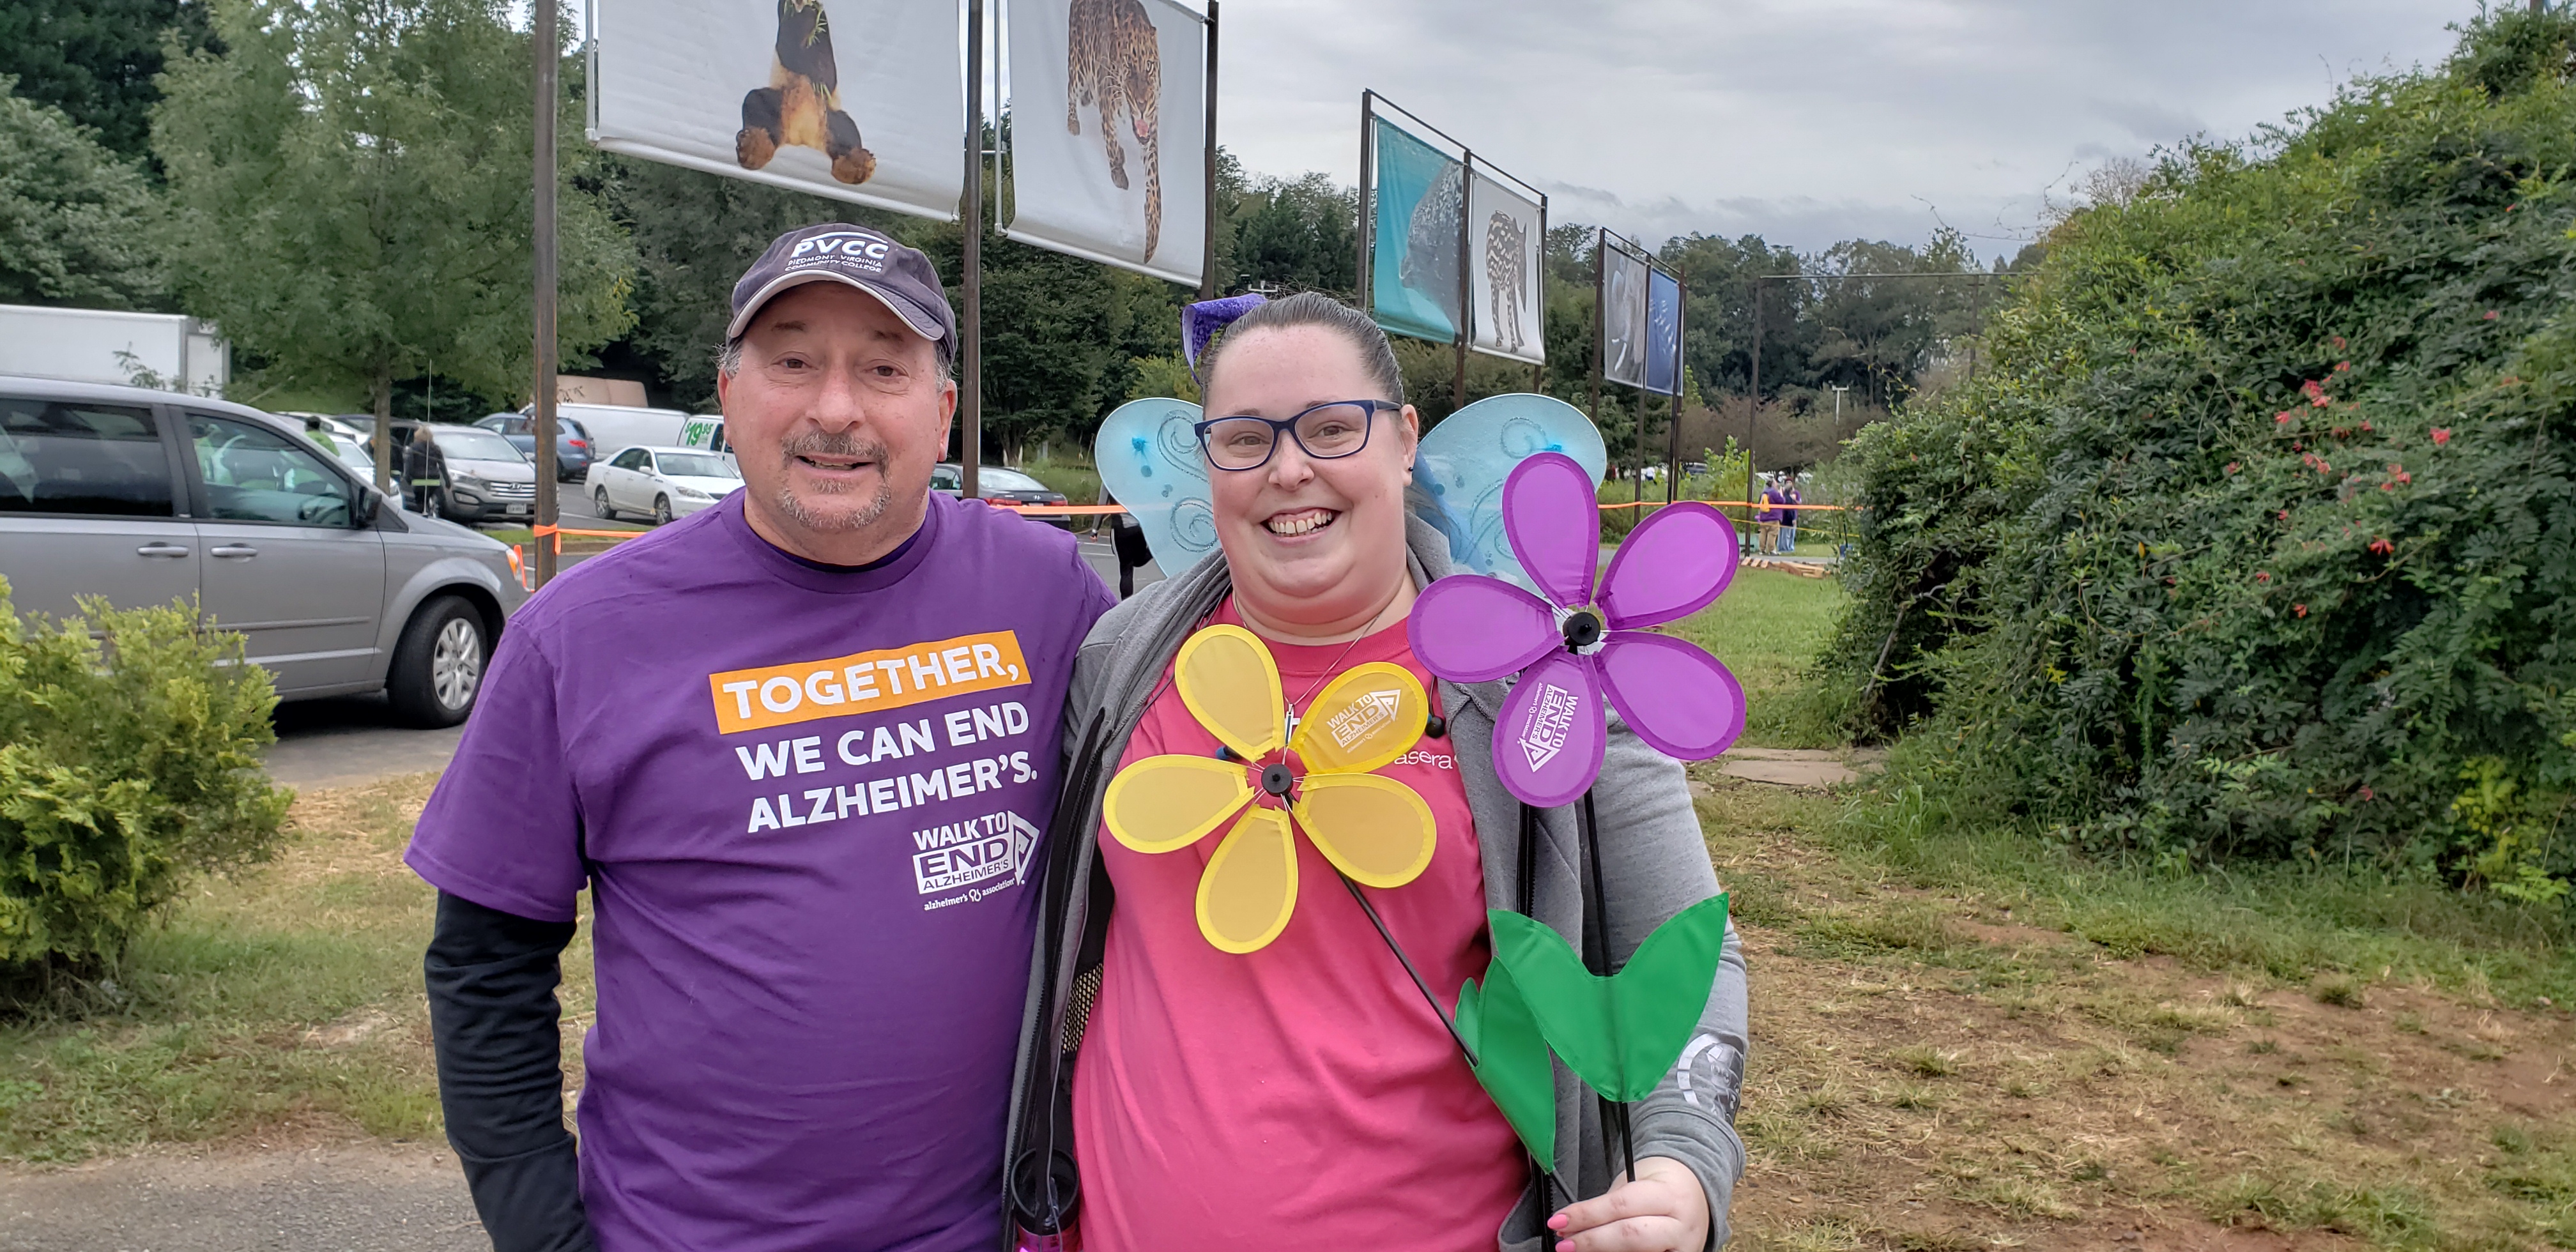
{"left": 1407, "top": 452, "right": 1745, "bottom": 807}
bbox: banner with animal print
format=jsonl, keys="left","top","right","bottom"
{"left": 999, "top": 0, "right": 1208, "bottom": 286}
{"left": 1466, "top": 171, "right": 1544, "bottom": 366}
{"left": 1644, "top": 265, "right": 1684, "bottom": 396}
{"left": 1368, "top": 117, "right": 1465, "bottom": 346}
{"left": 588, "top": 0, "right": 965, "bottom": 221}
{"left": 1599, "top": 240, "right": 1652, "bottom": 390}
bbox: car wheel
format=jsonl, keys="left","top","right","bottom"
{"left": 387, "top": 595, "right": 487, "bottom": 728}
{"left": 653, "top": 495, "right": 673, "bottom": 526}
{"left": 594, "top": 486, "right": 616, "bottom": 521}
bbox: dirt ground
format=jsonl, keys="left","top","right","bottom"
{"left": 1701, "top": 768, "right": 2576, "bottom": 1252}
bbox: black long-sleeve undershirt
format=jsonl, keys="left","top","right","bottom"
{"left": 424, "top": 890, "right": 596, "bottom": 1252}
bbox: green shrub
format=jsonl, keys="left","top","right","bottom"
{"left": 0, "top": 582, "right": 291, "bottom": 988}
{"left": 1823, "top": 10, "right": 2576, "bottom": 883}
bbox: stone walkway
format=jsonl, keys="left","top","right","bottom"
{"left": 1709, "top": 745, "right": 1886, "bottom": 788}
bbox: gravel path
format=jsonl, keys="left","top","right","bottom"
{"left": 0, "top": 1142, "right": 485, "bottom": 1252}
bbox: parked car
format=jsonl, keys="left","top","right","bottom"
{"left": 932, "top": 463, "right": 1071, "bottom": 526}
{"left": 476, "top": 411, "right": 595, "bottom": 482}
{"left": 365, "top": 421, "right": 539, "bottom": 525}
{"left": 585, "top": 445, "right": 744, "bottom": 525}
{"left": 0, "top": 376, "right": 527, "bottom": 726}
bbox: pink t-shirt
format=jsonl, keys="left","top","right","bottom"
{"left": 1071, "top": 600, "right": 1527, "bottom": 1250}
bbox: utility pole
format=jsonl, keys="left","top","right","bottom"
{"left": 961, "top": 0, "right": 984, "bottom": 499}
{"left": 530, "top": 0, "right": 559, "bottom": 587}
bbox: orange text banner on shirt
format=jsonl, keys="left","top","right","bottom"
{"left": 707, "top": 630, "right": 1031, "bottom": 735}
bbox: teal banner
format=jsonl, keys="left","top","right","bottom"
{"left": 1370, "top": 118, "right": 1464, "bottom": 344}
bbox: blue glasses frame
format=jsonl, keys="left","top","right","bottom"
{"left": 1192, "top": 400, "right": 1400, "bottom": 472}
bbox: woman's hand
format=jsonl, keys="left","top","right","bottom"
{"left": 1547, "top": 1156, "right": 1710, "bottom": 1252}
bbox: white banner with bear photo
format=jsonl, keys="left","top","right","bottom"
{"left": 1465, "top": 169, "right": 1544, "bottom": 365}
{"left": 588, "top": 0, "right": 965, "bottom": 222}
{"left": 999, "top": 0, "right": 1208, "bottom": 287}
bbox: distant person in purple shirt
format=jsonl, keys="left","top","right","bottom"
{"left": 1779, "top": 478, "right": 1802, "bottom": 554}
{"left": 1756, "top": 477, "right": 1786, "bottom": 555}
{"left": 408, "top": 224, "right": 1114, "bottom": 1252}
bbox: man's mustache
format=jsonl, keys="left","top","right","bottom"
{"left": 779, "top": 432, "right": 891, "bottom": 473}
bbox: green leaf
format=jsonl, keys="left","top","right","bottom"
{"left": 1487, "top": 894, "right": 1730, "bottom": 1102}
{"left": 1454, "top": 955, "right": 1555, "bottom": 1169}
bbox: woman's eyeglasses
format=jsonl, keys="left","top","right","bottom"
{"left": 1193, "top": 401, "right": 1399, "bottom": 472}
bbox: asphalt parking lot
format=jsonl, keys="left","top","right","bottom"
{"left": 266, "top": 490, "right": 1161, "bottom": 788}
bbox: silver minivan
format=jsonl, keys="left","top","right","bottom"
{"left": 0, "top": 376, "right": 528, "bottom": 726}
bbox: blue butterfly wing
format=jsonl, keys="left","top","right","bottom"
{"left": 1410, "top": 393, "right": 1607, "bottom": 594}
{"left": 1094, "top": 398, "right": 1218, "bottom": 572}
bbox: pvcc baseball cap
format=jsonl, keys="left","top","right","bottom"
{"left": 726, "top": 224, "right": 957, "bottom": 365}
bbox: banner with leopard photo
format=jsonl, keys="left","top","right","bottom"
{"left": 587, "top": 0, "right": 966, "bottom": 221}
{"left": 1000, "top": 0, "right": 1209, "bottom": 287}
{"left": 1465, "top": 169, "right": 1544, "bottom": 365}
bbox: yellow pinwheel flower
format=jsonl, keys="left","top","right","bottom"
{"left": 1103, "top": 624, "right": 1439, "bottom": 954}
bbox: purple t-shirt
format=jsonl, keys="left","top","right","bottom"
{"left": 406, "top": 491, "right": 1114, "bottom": 1252}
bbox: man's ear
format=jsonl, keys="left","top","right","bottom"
{"left": 716, "top": 366, "right": 733, "bottom": 412}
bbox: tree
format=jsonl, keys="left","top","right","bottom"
{"left": 0, "top": 0, "right": 216, "bottom": 164}
{"left": 153, "top": 0, "right": 634, "bottom": 490}
{"left": 0, "top": 77, "right": 168, "bottom": 309}
{"left": 589, "top": 150, "right": 885, "bottom": 412}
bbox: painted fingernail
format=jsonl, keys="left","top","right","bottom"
{"left": 1548, "top": 1214, "right": 1569, "bottom": 1230}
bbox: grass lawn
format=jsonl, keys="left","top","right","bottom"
{"left": 1020, "top": 456, "right": 1103, "bottom": 505}
{"left": 0, "top": 775, "right": 595, "bottom": 1162}
{"left": 8, "top": 565, "right": 2576, "bottom": 1252}
{"left": 1669, "top": 568, "right": 1850, "bottom": 751}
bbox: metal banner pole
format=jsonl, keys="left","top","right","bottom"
{"left": 1745, "top": 280, "right": 1762, "bottom": 513}
{"left": 1667, "top": 277, "right": 1683, "bottom": 502}
{"left": 961, "top": 0, "right": 984, "bottom": 498}
{"left": 532, "top": 0, "right": 560, "bottom": 587}
{"left": 1531, "top": 194, "right": 1547, "bottom": 393}
{"left": 1588, "top": 229, "right": 1603, "bottom": 431}
{"left": 1453, "top": 154, "right": 1471, "bottom": 412}
{"left": 1354, "top": 93, "right": 1373, "bottom": 310}
{"left": 1199, "top": 0, "right": 1219, "bottom": 302}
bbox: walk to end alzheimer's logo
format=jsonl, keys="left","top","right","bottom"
{"left": 1517, "top": 682, "right": 1578, "bottom": 772}
{"left": 912, "top": 809, "right": 1041, "bottom": 906}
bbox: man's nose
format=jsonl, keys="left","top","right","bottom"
{"left": 809, "top": 361, "right": 871, "bottom": 430}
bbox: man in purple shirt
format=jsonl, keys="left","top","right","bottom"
{"left": 409, "top": 224, "right": 1114, "bottom": 1252}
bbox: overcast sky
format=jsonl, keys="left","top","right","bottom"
{"left": 1208, "top": 0, "right": 2468, "bottom": 262}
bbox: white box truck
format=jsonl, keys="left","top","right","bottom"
{"left": 0, "top": 303, "right": 229, "bottom": 396}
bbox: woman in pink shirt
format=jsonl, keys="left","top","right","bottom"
{"left": 1001, "top": 293, "right": 1747, "bottom": 1252}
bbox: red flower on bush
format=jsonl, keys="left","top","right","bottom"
{"left": 2432, "top": 428, "right": 2451, "bottom": 445}
{"left": 2276, "top": 410, "right": 2296, "bottom": 424}
{"left": 2334, "top": 362, "right": 2350, "bottom": 374}
{"left": 2359, "top": 786, "right": 2375, "bottom": 802}
{"left": 2368, "top": 537, "right": 2394, "bottom": 554}
{"left": 2359, "top": 421, "right": 2372, "bottom": 432}
{"left": 2277, "top": 510, "right": 2290, "bottom": 521}
{"left": 2257, "top": 571, "right": 2272, "bottom": 583}
{"left": 2484, "top": 310, "right": 2500, "bottom": 321}
{"left": 2332, "top": 336, "right": 2347, "bottom": 349}
{"left": 2294, "top": 604, "right": 2309, "bottom": 617}
{"left": 2302, "top": 379, "right": 2331, "bottom": 407}
{"left": 2226, "top": 462, "right": 2241, "bottom": 474}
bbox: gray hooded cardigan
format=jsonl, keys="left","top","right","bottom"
{"left": 1000, "top": 514, "right": 1749, "bottom": 1251}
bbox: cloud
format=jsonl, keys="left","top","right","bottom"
{"left": 1210, "top": 0, "right": 2464, "bottom": 262}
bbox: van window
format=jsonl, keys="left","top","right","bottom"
{"left": 0, "top": 397, "right": 176, "bottom": 516}
{"left": 189, "top": 414, "right": 355, "bottom": 526}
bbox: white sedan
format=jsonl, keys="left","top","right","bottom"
{"left": 585, "top": 445, "right": 743, "bottom": 525}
